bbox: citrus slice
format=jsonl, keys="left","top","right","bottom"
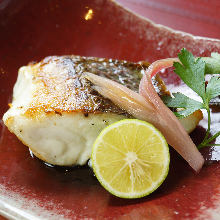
{"left": 91, "top": 119, "right": 170, "bottom": 199}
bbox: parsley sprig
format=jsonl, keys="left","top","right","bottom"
{"left": 163, "top": 48, "right": 220, "bottom": 149}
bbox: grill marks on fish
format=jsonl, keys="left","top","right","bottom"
{"left": 25, "top": 56, "right": 168, "bottom": 117}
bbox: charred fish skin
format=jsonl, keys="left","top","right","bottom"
{"left": 3, "top": 55, "right": 201, "bottom": 166}
{"left": 23, "top": 55, "right": 169, "bottom": 117}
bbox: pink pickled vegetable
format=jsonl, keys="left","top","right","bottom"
{"left": 139, "top": 59, "right": 204, "bottom": 172}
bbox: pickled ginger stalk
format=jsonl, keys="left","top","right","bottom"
{"left": 139, "top": 58, "right": 204, "bottom": 172}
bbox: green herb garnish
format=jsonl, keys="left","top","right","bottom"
{"left": 163, "top": 48, "right": 220, "bottom": 149}
{"left": 201, "top": 52, "right": 220, "bottom": 74}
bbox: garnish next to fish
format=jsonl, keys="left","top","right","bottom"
{"left": 84, "top": 49, "right": 220, "bottom": 172}
{"left": 3, "top": 55, "right": 202, "bottom": 166}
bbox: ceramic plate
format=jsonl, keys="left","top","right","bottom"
{"left": 0, "top": 0, "right": 219, "bottom": 219}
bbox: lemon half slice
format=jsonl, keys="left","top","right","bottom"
{"left": 92, "top": 119, "right": 170, "bottom": 199}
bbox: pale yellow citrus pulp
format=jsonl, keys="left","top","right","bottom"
{"left": 91, "top": 119, "right": 170, "bottom": 198}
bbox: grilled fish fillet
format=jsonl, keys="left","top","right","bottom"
{"left": 3, "top": 56, "right": 202, "bottom": 166}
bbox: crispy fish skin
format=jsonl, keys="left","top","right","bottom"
{"left": 23, "top": 56, "right": 169, "bottom": 117}
{"left": 3, "top": 56, "right": 201, "bottom": 166}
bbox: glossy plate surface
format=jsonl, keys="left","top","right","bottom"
{"left": 0, "top": 0, "right": 219, "bottom": 219}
